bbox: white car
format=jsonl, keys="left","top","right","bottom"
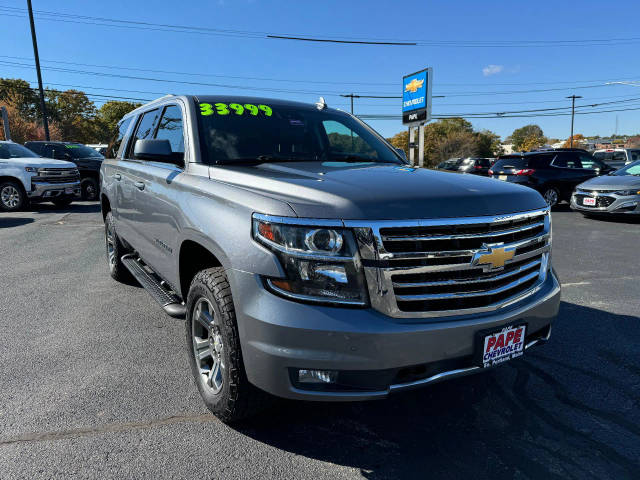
{"left": 0, "top": 141, "right": 81, "bottom": 211}
{"left": 593, "top": 148, "right": 640, "bottom": 169}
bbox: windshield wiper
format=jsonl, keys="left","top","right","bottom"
{"left": 223, "top": 155, "right": 314, "bottom": 165}
{"left": 330, "top": 154, "right": 398, "bottom": 164}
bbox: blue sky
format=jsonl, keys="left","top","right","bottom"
{"left": 2, "top": 0, "right": 640, "bottom": 141}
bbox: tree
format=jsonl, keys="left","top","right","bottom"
{"left": 95, "top": 101, "right": 141, "bottom": 142}
{"left": 562, "top": 134, "right": 586, "bottom": 148}
{"left": 476, "top": 130, "right": 503, "bottom": 157}
{"left": 45, "top": 89, "right": 97, "bottom": 143}
{"left": 511, "top": 124, "right": 546, "bottom": 151}
{"left": 626, "top": 135, "right": 640, "bottom": 147}
{"left": 0, "top": 78, "right": 39, "bottom": 121}
{"left": 0, "top": 98, "right": 62, "bottom": 143}
{"left": 387, "top": 130, "right": 408, "bottom": 157}
{"left": 435, "top": 130, "right": 478, "bottom": 162}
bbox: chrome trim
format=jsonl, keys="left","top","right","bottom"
{"left": 392, "top": 258, "right": 542, "bottom": 288}
{"left": 381, "top": 220, "right": 545, "bottom": 242}
{"left": 265, "top": 279, "right": 367, "bottom": 306}
{"left": 27, "top": 180, "right": 81, "bottom": 198}
{"left": 253, "top": 212, "right": 344, "bottom": 228}
{"left": 395, "top": 270, "right": 540, "bottom": 302}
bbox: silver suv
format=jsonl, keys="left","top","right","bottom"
{"left": 101, "top": 95, "right": 561, "bottom": 422}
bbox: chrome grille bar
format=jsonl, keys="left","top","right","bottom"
{"left": 382, "top": 220, "right": 545, "bottom": 242}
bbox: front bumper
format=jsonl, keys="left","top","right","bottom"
{"left": 571, "top": 192, "right": 640, "bottom": 215}
{"left": 230, "top": 268, "right": 561, "bottom": 401}
{"left": 27, "top": 180, "right": 81, "bottom": 201}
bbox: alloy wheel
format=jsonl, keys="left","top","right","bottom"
{"left": 192, "top": 297, "right": 225, "bottom": 394}
{"left": 543, "top": 189, "right": 559, "bottom": 207}
{"left": 1, "top": 185, "right": 21, "bottom": 209}
{"left": 105, "top": 223, "right": 116, "bottom": 270}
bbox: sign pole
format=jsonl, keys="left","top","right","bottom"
{"left": 408, "top": 126, "right": 416, "bottom": 166}
{"left": 418, "top": 124, "right": 425, "bottom": 167}
{"left": 402, "top": 67, "right": 432, "bottom": 167}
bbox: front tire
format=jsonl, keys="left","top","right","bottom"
{"left": 185, "top": 267, "right": 268, "bottom": 423}
{"left": 0, "top": 180, "right": 26, "bottom": 212}
{"left": 542, "top": 187, "right": 560, "bottom": 207}
{"left": 81, "top": 177, "right": 99, "bottom": 201}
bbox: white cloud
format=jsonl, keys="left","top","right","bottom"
{"left": 482, "top": 64, "right": 504, "bottom": 76}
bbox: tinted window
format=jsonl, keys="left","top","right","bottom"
{"left": 478, "top": 158, "right": 491, "bottom": 167}
{"left": 323, "top": 120, "right": 378, "bottom": 159}
{"left": 49, "top": 144, "right": 67, "bottom": 160}
{"left": 24, "top": 142, "right": 43, "bottom": 154}
{"left": 552, "top": 153, "right": 581, "bottom": 168}
{"left": 578, "top": 154, "right": 600, "bottom": 170}
{"left": 492, "top": 158, "right": 528, "bottom": 170}
{"left": 127, "top": 109, "right": 160, "bottom": 158}
{"left": 593, "top": 151, "right": 610, "bottom": 161}
{"left": 154, "top": 105, "right": 184, "bottom": 164}
{"left": 629, "top": 150, "right": 640, "bottom": 161}
{"left": 106, "top": 117, "right": 133, "bottom": 159}
{"left": 613, "top": 151, "right": 626, "bottom": 162}
{"left": 527, "top": 155, "right": 552, "bottom": 168}
{"left": 0, "top": 143, "right": 40, "bottom": 159}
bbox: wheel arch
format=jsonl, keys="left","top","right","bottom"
{"left": 100, "top": 193, "right": 111, "bottom": 221}
{"left": 178, "top": 239, "right": 224, "bottom": 299}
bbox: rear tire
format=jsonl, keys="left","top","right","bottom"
{"left": 542, "top": 187, "right": 560, "bottom": 207}
{"left": 0, "top": 180, "right": 26, "bottom": 212}
{"left": 81, "top": 177, "right": 99, "bottom": 201}
{"left": 185, "top": 267, "right": 270, "bottom": 423}
{"left": 104, "top": 211, "right": 133, "bottom": 282}
{"left": 52, "top": 197, "right": 73, "bottom": 208}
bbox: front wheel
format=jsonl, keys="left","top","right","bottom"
{"left": 104, "top": 211, "right": 132, "bottom": 282}
{"left": 186, "top": 267, "right": 269, "bottom": 423}
{"left": 542, "top": 187, "right": 560, "bottom": 207}
{"left": 0, "top": 180, "right": 26, "bottom": 212}
{"left": 81, "top": 177, "right": 99, "bottom": 201}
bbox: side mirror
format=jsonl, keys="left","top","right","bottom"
{"left": 395, "top": 148, "right": 408, "bottom": 161}
{"left": 134, "top": 139, "right": 173, "bottom": 163}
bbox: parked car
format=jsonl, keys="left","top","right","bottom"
{"left": 593, "top": 148, "right": 640, "bottom": 169}
{"left": 86, "top": 143, "right": 108, "bottom": 156}
{"left": 24, "top": 141, "right": 104, "bottom": 200}
{"left": 0, "top": 141, "right": 80, "bottom": 211}
{"left": 101, "top": 94, "right": 559, "bottom": 423}
{"left": 436, "top": 157, "right": 462, "bottom": 171}
{"left": 456, "top": 157, "right": 494, "bottom": 176}
{"left": 570, "top": 159, "right": 640, "bottom": 216}
{"left": 489, "top": 149, "right": 614, "bottom": 207}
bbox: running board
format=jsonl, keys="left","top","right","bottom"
{"left": 121, "top": 254, "right": 186, "bottom": 319}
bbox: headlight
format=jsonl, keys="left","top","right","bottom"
{"left": 252, "top": 214, "right": 368, "bottom": 305}
{"left": 615, "top": 189, "right": 640, "bottom": 196}
{"left": 24, "top": 166, "right": 38, "bottom": 173}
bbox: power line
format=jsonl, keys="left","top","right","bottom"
{"left": 2, "top": 5, "right": 640, "bottom": 48}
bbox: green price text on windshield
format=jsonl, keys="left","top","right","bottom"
{"left": 199, "top": 103, "right": 272, "bottom": 117}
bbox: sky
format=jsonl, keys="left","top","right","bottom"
{"left": 2, "top": 0, "right": 640, "bottom": 141}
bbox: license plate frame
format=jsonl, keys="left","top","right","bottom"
{"left": 474, "top": 323, "right": 527, "bottom": 368}
{"left": 582, "top": 197, "right": 596, "bottom": 206}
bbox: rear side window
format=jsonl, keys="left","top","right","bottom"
{"left": 527, "top": 155, "right": 552, "bottom": 168}
{"left": 127, "top": 109, "right": 160, "bottom": 159}
{"left": 478, "top": 158, "right": 491, "bottom": 167}
{"left": 629, "top": 150, "right": 640, "bottom": 162}
{"left": 612, "top": 151, "right": 626, "bottom": 162}
{"left": 552, "top": 153, "right": 581, "bottom": 168}
{"left": 106, "top": 117, "right": 133, "bottom": 159}
{"left": 25, "top": 143, "right": 42, "bottom": 155}
{"left": 154, "top": 105, "right": 185, "bottom": 165}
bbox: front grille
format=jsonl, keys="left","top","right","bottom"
{"left": 574, "top": 194, "right": 615, "bottom": 208}
{"left": 350, "top": 209, "right": 551, "bottom": 318}
{"left": 35, "top": 168, "right": 79, "bottom": 184}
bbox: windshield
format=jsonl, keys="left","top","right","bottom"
{"left": 195, "top": 100, "right": 403, "bottom": 165}
{"left": 0, "top": 143, "right": 39, "bottom": 159}
{"left": 614, "top": 160, "right": 640, "bottom": 176}
{"left": 64, "top": 144, "right": 104, "bottom": 159}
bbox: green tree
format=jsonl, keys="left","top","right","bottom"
{"left": 387, "top": 130, "right": 409, "bottom": 157}
{"left": 476, "top": 130, "right": 503, "bottom": 157}
{"left": 0, "top": 77, "right": 39, "bottom": 121}
{"left": 511, "top": 124, "right": 546, "bottom": 151}
{"left": 45, "top": 89, "right": 97, "bottom": 143}
{"left": 95, "top": 100, "right": 140, "bottom": 142}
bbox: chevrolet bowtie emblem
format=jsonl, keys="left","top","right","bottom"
{"left": 404, "top": 78, "right": 424, "bottom": 93}
{"left": 472, "top": 245, "right": 515, "bottom": 270}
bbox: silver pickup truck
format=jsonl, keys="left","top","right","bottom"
{"left": 100, "top": 95, "right": 560, "bottom": 423}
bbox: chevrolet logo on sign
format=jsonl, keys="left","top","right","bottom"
{"left": 404, "top": 78, "right": 424, "bottom": 93}
{"left": 472, "top": 245, "right": 516, "bottom": 270}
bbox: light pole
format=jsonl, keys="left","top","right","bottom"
{"left": 566, "top": 95, "right": 582, "bottom": 148}
{"left": 27, "top": 0, "right": 50, "bottom": 140}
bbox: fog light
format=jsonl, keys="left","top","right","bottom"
{"left": 298, "top": 369, "right": 337, "bottom": 384}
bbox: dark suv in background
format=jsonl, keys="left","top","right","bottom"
{"left": 25, "top": 141, "right": 104, "bottom": 200}
{"left": 489, "top": 149, "right": 614, "bottom": 207}
{"left": 436, "top": 157, "right": 493, "bottom": 176}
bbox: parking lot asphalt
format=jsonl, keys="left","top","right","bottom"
{"left": 0, "top": 202, "right": 638, "bottom": 479}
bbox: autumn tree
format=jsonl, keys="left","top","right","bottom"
{"left": 45, "top": 89, "right": 97, "bottom": 143}
{"left": 94, "top": 101, "right": 141, "bottom": 142}
{"left": 562, "top": 134, "right": 586, "bottom": 148}
{"left": 387, "top": 130, "right": 409, "bottom": 157}
{"left": 0, "top": 98, "right": 62, "bottom": 143}
{"left": 511, "top": 124, "right": 546, "bottom": 151}
{"left": 626, "top": 135, "right": 640, "bottom": 147}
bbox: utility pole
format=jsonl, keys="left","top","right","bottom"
{"left": 566, "top": 95, "right": 582, "bottom": 148}
{"left": 27, "top": 0, "right": 50, "bottom": 140}
{"left": 340, "top": 93, "right": 360, "bottom": 114}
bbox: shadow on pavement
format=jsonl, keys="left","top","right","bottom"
{"left": 0, "top": 217, "right": 35, "bottom": 228}
{"left": 28, "top": 201, "right": 101, "bottom": 215}
{"left": 235, "top": 301, "right": 640, "bottom": 479}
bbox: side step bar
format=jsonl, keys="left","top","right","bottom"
{"left": 121, "top": 254, "right": 186, "bottom": 319}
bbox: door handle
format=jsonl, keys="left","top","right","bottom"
{"left": 113, "top": 173, "right": 121, "bottom": 181}
{"left": 134, "top": 181, "right": 145, "bottom": 191}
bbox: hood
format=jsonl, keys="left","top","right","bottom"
{"left": 210, "top": 162, "right": 547, "bottom": 220}
{"left": 578, "top": 174, "right": 640, "bottom": 190}
{"left": 2, "top": 157, "right": 77, "bottom": 169}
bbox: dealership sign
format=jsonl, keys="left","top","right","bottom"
{"left": 402, "top": 68, "right": 433, "bottom": 125}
